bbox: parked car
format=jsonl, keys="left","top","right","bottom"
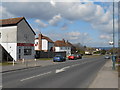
{"left": 68, "top": 54, "right": 77, "bottom": 60}
{"left": 53, "top": 55, "right": 66, "bottom": 62}
{"left": 104, "top": 55, "right": 110, "bottom": 59}
{"left": 76, "top": 54, "right": 82, "bottom": 59}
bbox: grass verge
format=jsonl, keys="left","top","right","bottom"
{"left": 0, "top": 62, "right": 17, "bottom": 66}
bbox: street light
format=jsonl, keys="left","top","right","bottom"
{"left": 112, "top": 0, "right": 116, "bottom": 70}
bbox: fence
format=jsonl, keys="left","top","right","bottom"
{"left": 35, "top": 51, "right": 66, "bottom": 58}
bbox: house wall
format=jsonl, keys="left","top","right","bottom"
{"left": 0, "top": 26, "right": 18, "bottom": 61}
{"left": 0, "top": 45, "right": 2, "bottom": 62}
{"left": 42, "top": 39, "right": 48, "bottom": 51}
{"left": 48, "top": 42, "right": 54, "bottom": 51}
{"left": 17, "top": 19, "right": 35, "bottom": 60}
{"left": 1, "top": 43, "right": 17, "bottom": 61}
{"left": 17, "top": 46, "right": 35, "bottom": 60}
{"left": 0, "top": 26, "right": 17, "bottom": 43}
{"left": 55, "top": 46, "right": 71, "bottom": 55}
{"left": 35, "top": 39, "right": 39, "bottom": 50}
{"left": 17, "top": 19, "right": 34, "bottom": 43}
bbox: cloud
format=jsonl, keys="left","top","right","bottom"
{"left": 92, "top": 18, "right": 118, "bottom": 34}
{"left": 50, "top": 0, "right": 56, "bottom": 7}
{"left": 0, "top": 6, "right": 15, "bottom": 18}
{"left": 61, "top": 23, "right": 68, "bottom": 30}
{"left": 68, "top": 31, "right": 80, "bottom": 37}
{"left": 2, "top": 2, "right": 57, "bottom": 20}
{"left": 48, "top": 14, "right": 62, "bottom": 26}
{"left": 1, "top": 2, "right": 118, "bottom": 47}
{"left": 33, "top": 28, "right": 41, "bottom": 34}
{"left": 99, "top": 34, "right": 112, "bottom": 40}
{"left": 35, "top": 19, "right": 48, "bottom": 27}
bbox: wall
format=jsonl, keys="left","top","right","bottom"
{"left": 17, "top": 46, "right": 35, "bottom": 60}
{"left": 55, "top": 46, "right": 71, "bottom": 55}
{"left": 0, "top": 26, "right": 17, "bottom": 61}
{"left": 42, "top": 39, "right": 48, "bottom": 51}
{"left": 1, "top": 43, "right": 17, "bottom": 61}
{"left": 17, "top": 19, "right": 35, "bottom": 43}
{"left": 35, "top": 39, "right": 39, "bottom": 50}
{"left": 35, "top": 51, "right": 66, "bottom": 58}
{"left": 0, "top": 26, "right": 17, "bottom": 43}
{"left": 0, "top": 44, "right": 13, "bottom": 62}
{"left": 17, "top": 19, "right": 35, "bottom": 60}
{"left": 48, "top": 42, "right": 54, "bottom": 51}
{"left": 0, "top": 45, "right": 2, "bottom": 62}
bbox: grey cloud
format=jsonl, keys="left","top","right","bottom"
{"left": 2, "top": 2, "right": 58, "bottom": 20}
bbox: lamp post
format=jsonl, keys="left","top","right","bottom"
{"left": 112, "top": 0, "right": 116, "bottom": 70}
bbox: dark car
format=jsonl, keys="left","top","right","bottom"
{"left": 53, "top": 55, "right": 66, "bottom": 62}
{"left": 68, "top": 54, "right": 77, "bottom": 60}
{"left": 76, "top": 54, "right": 82, "bottom": 59}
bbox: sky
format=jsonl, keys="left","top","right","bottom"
{"left": 0, "top": 0, "right": 119, "bottom": 47}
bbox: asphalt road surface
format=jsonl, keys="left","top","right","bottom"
{"left": 2, "top": 56, "right": 107, "bottom": 88}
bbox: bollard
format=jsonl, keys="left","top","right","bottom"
{"left": 34, "top": 59, "right": 37, "bottom": 66}
{"left": 22, "top": 58, "right": 25, "bottom": 64}
{"left": 13, "top": 59, "right": 15, "bottom": 66}
{"left": 26, "top": 60, "right": 28, "bottom": 67}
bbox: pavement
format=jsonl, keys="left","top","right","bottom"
{"left": 2, "top": 59, "right": 61, "bottom": 73}
{"left": 89, "top": 59, "right": 118, "bottom": 88}
{"left": 1, "top": 58, "right": 119, "bottom": 88}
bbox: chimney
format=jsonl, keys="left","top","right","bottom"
{"left": 67, "top": 40, "right": 68, "bottom": 43}
{"left": 38, "top": 33, "right": 42, "bottom": 50}
{"left": 62, "top": 39, "right": 65, "bottom": 43}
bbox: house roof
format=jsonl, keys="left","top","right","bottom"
{"left": 42, "top": 35, "right": 54, "bottom": 43}
{"left": 0, "top": 17, "right": 36, "bottom": 35}
{"left": 54, "top": 40, "right": 71, "bottom": 47}
{"left": 0, "top": 17, "right": 24, "bottom": 26}
{"left": 36, "top": 34, "right": 54, "bottom": 43}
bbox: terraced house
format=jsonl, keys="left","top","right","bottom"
{"left": 0, "top": 17, "right": 36, "bottom": 61}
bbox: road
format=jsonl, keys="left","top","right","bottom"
{"left": 2, "top": 56, "right": 107, "bottom": 88}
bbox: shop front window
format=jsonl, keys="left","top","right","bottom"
{"left": 24, "top": 49, "right": 32, "bottom": 55}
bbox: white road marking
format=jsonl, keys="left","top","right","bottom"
{"left": 71, "top": 64, "right": 80, "bottom": 67}
{"left": 20, "top": 71, "right": 52, "bottom": 82}
{"left": 56, "top": 69, "right": 65, "bottom": 73}
{"left": 55, "top": 66, "right": 70, "bottom": 73}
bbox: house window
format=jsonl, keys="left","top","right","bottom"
{"left": 19, "top": 49, "right": 21, "bottom": 54}
{"left": 36, "top": 41, "right": 38, "bottom": 44}
{"left": 24, "top": 34, "right": 28, "bottom": 40}
{"left": 24, "top": 49, "right": 32, "bottom": 55}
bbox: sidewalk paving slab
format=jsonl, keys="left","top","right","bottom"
{"left": 89, "top": 59, "right": 118, "bottom": 88}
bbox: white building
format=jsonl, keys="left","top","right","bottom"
{"left": 0, "top": 17, "right": 36, "bottom": 61}
{"left": 54, "top": 39, "right": 71, "bottom": 56}
{"left": 35, "top": 34, "right": 54, "bottom": 52}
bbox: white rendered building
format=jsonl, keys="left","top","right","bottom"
{"left": 0, "top": 17, "right": 36, "bottom": 61}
